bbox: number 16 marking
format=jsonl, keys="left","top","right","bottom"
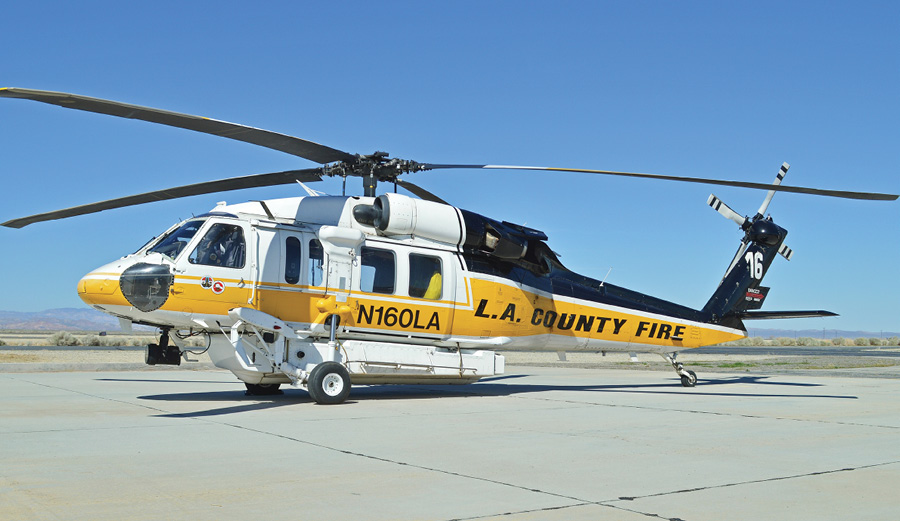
{"left": 745, "top": 251, "right": 764, "bottom": 279}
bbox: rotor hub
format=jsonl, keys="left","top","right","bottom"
{"left": 322, "top": 153, "right": 429, "bottom": 196}
{"left": 324, "top": 153, "right": 426, "bottom": 182}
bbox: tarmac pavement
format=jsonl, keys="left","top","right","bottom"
{"left": 1, "top": 366, "right": 899, "bottom": 520}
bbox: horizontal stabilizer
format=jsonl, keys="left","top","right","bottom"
{"left": 735, "top": 310, "right": 838, "bottom": 320}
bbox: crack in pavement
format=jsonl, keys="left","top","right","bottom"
{"left": 505, "top": 393, "right": 900, "bottom": 430}
{"left": 609, "top": 460, "right": 900, "bottom": 503}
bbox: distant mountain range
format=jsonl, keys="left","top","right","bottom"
{"left": 0, "top": 307, "right": 896, "bottom": 339}
{"left": 0, "top": 308, "right": 141, "bottom": 331}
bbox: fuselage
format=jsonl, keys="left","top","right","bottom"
{"left": 78, "top": 195, "right": 746, "bottom": 355}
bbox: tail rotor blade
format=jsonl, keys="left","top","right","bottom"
{"left": 757, "top": 162, "right": 790, "bottom": 217}
{"left": 778, "top": 243, "right": 794, "bottom": 261}
{"left": 707, "top": 194, "right": 747, "bottom": 227}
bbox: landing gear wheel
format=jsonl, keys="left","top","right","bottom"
{"left": 307, "top": 362, "right": 351, "bottom": 404}
{"left": 244, "top": 383, "right": 283, "bottom": 396}
{"left": 680, "top": 370, "right": 698, "bottom": 387}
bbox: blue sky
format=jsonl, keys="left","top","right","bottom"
{"left": 1, "top": 1, "right": 897, "bottom": 332}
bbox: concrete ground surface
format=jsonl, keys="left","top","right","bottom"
{"left": 1, "top": 366, "right": 899, "bottom": 521}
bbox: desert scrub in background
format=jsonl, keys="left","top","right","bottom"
{"left": 81, "top": 335, "right": 102, "bottom": 347}
{"left": 722, "top": 336, "right": 897, "bottom": 347}
{"left": 80, "top": 335, "right": 148, "bottom": 347}
{"left": 78, "top": 333, "right": 207, "bottom": 347}
{"left": 49, "top": 331, "right": 81, "bottom": 346}
{"left": 179, "top": 335, "right": 209, "bottom": 347}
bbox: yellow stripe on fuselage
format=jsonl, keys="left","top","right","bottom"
{"left": 449, "top": 277, "right": 743, "bottom": 348}
{"left": 80, "top": 270, "right": 744, "bottom": 349}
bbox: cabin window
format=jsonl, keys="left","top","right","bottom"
{"left": 309, "top": 239, "right": 324, "bottom": 286}
{"left": 148, "top": 219, "right": 204, "bottom": 259}
{"left": 188, "top": 223, "right": 246, "bottom": 268}
{"left": 360, "top": 247, "right": 395, "bottom": 294}
{"left": 285, "top": 236, "right": 301, "bottom": 284}
{"left": 409, "top": 254, "right": 442, "bottom": 300}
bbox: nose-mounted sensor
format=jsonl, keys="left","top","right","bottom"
{"left": 119, "top": 263, "right": 173, "bottom": 312}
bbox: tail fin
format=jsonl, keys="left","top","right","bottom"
{"left": 702, "top": 218, "right": 787, "bottom": 329}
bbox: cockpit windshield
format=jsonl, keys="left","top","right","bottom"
{"left": 147, "top": 219, "right": 205, "bottom": 259}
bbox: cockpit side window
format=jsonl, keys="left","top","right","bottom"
{"left": 148, "top": 220, "right": 204, "bottom": 260}
{"left": 189, "top": 223, "right": 246, "bottom": 268}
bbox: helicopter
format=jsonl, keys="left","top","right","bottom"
{"left": 1, "top": 88, "right": 896, "bottom": 404}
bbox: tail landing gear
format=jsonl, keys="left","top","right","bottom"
{"left": 663, "top": 353, "right": 698, "bottom": 387}
{"left": 679, "top": 369, "right": 698, "bottom": 387}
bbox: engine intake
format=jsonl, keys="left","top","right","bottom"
{"left": 351, "top": 193, "right": 549, "bottom": 261}
{"left": 353, "top": 193, "right": 464, "bottom": 245}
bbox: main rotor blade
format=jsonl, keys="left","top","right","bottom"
{"left": 0, "top": 88, "right": 356, "bottom": 165}
{"left": 1, "top": 168, "right": 323, "bottom": 228}
{"left": 395, "top": 179, "right": 449, "bottom": 205}
{"left": 423, "top": 164, "right": 898, "bottom": 201}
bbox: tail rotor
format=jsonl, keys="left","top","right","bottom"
{"left": 708, "top": 162, "right": 795, "bottom": 270}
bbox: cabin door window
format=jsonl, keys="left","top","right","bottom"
{"left": 282, "top": 234, "right": 325, "bottom": 287}
{"left": 284, "top": 236, "right": 301, "bottom": 284}
{"left": 309, "top": 238, "right": 324, "bottom": 286}
{"left": 409, "top": 254, "right": 442, "bottom": 300}
{"left": 360, "top": 247, "right": 396, "bottom": 295}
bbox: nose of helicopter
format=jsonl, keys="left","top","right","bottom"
{"left": 77, "top": 265, "right": 124, "bottom": 307}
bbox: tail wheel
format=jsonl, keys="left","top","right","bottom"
{"left": 307, "top": 362, "right": 352, "bottom": 404}
{"left": 680, "top": 370, "right": 698, "bottom": 387}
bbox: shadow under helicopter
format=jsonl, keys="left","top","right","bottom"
{"left": 133, "top": 374, "right": 857, "bottom": 418}
{"left": 97, "top": 378, "right": 234, "bottom": 384}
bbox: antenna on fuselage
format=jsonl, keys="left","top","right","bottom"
{"left": 599, "top": 267, "right": 613, "bottom": 287}
{"left": 296, "top": 181, "right": 324, "bottom": 197}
